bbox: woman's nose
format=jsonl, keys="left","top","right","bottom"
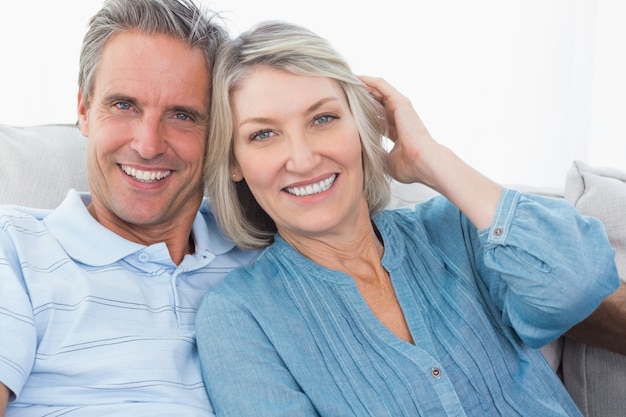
{"left": 284, "top": 134, "right": 320, "bottom": 173}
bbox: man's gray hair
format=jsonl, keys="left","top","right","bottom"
{"left": 78, "top": 0, "right": 228, "bottom": 105}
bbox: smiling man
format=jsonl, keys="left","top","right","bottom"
{"left": 0, "top": 1, "right": 257, "bottom": 416}
{"left": 78, "top": 30, "right": 210, "bottom": 264}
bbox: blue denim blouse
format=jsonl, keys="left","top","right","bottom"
{"left": 196, "top": 189, "right": 619, "bottom": 416}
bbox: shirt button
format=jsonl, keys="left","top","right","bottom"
{"left": 431, "top": 368, "right": 441, "bottom": 379}
{"left": 138, "top": 253, "right": 149, "bottom": 262}
{"left": 493, "top": 226, "right": 504, "bottom": 237}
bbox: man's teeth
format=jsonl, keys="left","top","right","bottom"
{"left": 121, "top": 165, "right": 171, "bottom": 182}
{"left": 285, "top": 174, "right": 337, "bottom": 196}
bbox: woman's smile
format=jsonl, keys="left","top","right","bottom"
{"left": 284, "top": 174, "right": 337, "bottom": 197}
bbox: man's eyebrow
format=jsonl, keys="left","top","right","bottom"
{"left": 103, "top": 94, "right": 138, "bottom": 106}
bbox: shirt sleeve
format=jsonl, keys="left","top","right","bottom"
{"left": 0, "top": 218, "right": 37, "bottom": 400}
{"left": 476, "top": 189, "right": 620, "bottom": 348}
{"left": 195, "top": 283, "right": 321, "bottom": 417}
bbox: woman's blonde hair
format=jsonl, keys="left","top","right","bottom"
{"left": 205, "top": 20, "right": 390, "bottom": 249}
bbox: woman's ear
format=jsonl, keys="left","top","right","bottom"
{"left": 230, "top": 165, "right": 243, "bottom": 182}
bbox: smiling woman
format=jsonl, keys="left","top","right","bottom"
{"left": 229, "top": 68, "right": 366, "bottom": 245}
{"left": 193, "top": 19, "right": 619, "bottom": 417}
{"left": 2, "top": 0, "right": 625, "bottom": 187}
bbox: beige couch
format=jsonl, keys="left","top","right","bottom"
{"left": 1, "top": 123, "right": 624, "bottom": 417}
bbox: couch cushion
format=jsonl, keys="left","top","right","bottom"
{"left": 561, "top": 160, "right": 626, "bottom": 417}
{"left": 0, "top": 123, "right": 89, "bottom": 209}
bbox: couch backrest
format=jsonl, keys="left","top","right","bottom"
{"left": 0, "top": 123, "right": 89, "bottom": 209}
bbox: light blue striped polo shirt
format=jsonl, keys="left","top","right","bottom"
{"left": 0, "top": 190, "right": 258, "bottom": 416}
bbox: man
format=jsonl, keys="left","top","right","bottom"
{"left": 0, "top": 0, "right": 257, "bottom": 415}
{"left": 567, "top": 282, "right": 626, "bottom": 355}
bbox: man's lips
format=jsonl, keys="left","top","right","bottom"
{"left": 120, "top": 164, "right": 171, "bottom": 183}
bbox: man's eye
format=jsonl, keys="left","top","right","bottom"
{"left": 115, "top": 102, "right": 132, "bottom": 110}
{"left": 174, "top": 113, "right": 191, "bottom": 121}
{"left": 250, "top": 129, "right": 274, "bottom": 141}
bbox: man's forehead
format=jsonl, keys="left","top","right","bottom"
{"left": 92, "top": 31, "right": 211, "bottom": 109}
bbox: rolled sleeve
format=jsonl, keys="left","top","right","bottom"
{"left": 478, "top": 189, "right": 620, "bottom": 348}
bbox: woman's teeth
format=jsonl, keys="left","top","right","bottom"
{"left": 285, "top": 174, "right": 337, "bottom": 196}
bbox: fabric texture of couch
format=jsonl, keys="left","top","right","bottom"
{"left": 1, "top": 123, "right": 624, "bottom": 417}
{"left": 561, "top": 161, "right": 626, "bottom": 417}
{"left": 0, "top": 124, "right": 88, "bottom": 207}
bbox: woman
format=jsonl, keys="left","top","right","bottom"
{"left": 196, "top": 20, "right": 619, "bottom": 416}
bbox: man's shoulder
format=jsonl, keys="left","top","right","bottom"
{"left": 0, "top": 192, "right": 90, "bottom": 244}
{"left": 0, "top": 205, "right": 53, "bottom": 253}
{"left": 0, "top": 204, "right": 51, "bottom": 224}
{"left": 0, "top": 191, "right": 89, "bottom": 224}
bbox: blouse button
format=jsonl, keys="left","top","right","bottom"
{"left": 138, "top": 253, "right": 149, "bottom": 263}
{"left": 431, "top": 367, "right": 441, "bottom": 379}
{"left": 493, "top": 226, "right": 504, "bottom": 237}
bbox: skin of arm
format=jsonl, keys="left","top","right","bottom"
{"left": 0, "top": 382, "right": 9, "bottom": 416}
{"left": 565, "top": 282, "right": 626, "bottom": 356}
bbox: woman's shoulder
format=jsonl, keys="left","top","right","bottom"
{"left": 378, "top": 195, "right": 465, "bottom": 233}
{"left": 210, "top": 244, "right": 289, "bottom": 296}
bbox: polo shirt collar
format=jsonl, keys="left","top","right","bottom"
{"left": 44, "top": 191, "right": 236, "bottom": 266}
{"left": 44, "top": 191, "right": 144, "bottom": 266}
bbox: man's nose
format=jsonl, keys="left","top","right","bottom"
{"left": 131, "top": 115, "right": 166, "bottom": 159}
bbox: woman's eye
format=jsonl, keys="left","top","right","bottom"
{"left": 313, "top": 114, "right": 338, "bottom": 125}
{"left": 250, "top": 129, "right": 275, "bottom": 141}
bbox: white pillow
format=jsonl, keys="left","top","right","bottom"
{"left": 0, "top": 123, "right": 89, "bottom": 208}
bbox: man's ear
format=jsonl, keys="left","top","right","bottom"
{"left": 77, "top": 91, "right": 89, "bottom": 136}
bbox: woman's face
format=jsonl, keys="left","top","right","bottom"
{"left": 230, "top": 66, "right": 366, "bottom": 240}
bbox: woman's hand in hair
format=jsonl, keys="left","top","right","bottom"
{"left": 360, "top": 75, "right": 502, "bottom": 229}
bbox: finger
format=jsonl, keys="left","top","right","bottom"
{"left": 358, "top": 75, "right": 397, "bottom": 100}
{"left": 357, "top": 75, "right": 385, "bottom": 103}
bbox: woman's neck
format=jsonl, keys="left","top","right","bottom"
{"left": 281, "top": 215, "right": 384, "bottom": 278}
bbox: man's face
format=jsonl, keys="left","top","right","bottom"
{"left": 77, "top": 31, "right": 211, "bottom": 243}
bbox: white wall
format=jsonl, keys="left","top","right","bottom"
{"left": 1, "top": 0, "right": 624, "bottom": 187}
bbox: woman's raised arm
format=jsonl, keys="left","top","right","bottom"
{"left": 360, "top": 75, "right": 503, "bottom": 230}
